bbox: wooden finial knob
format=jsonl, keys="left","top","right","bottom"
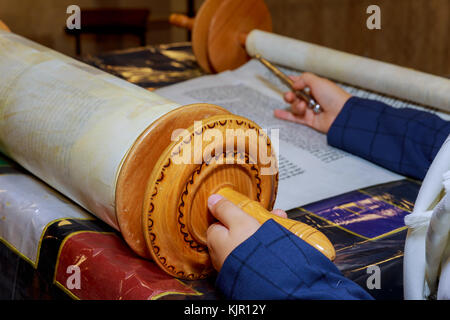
{"left": 169, "top": 13, "right": 195, "bottom": 30}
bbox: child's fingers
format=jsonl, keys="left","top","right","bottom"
{"left": 288, "top": 75, "right": 302, "bottom": 82}
{"left": 206, "top": 222, "right": 229, "bottom": 271}
{"left": 299, "top": 72, "right": 321, "bottom": 87}
{"left": 274, "top": 109, "right": 307, "bottom": 125}
{"left": 283, "top": 91, "right": 297, "bottom": 103}
{"left": 291, "top": 100, "right": 307, "bottom": 116}
{"left": 297, "top": 72, "right": 327, "bottom": 96}
{"left": 291, "top": 76, "right": 307, "bottom": 91}
{"left": 206, "top": 222, "right": 228, "bottom": 247}
{"left": 207, "top": 194, "right": 247, "bottom": 228}
{"left": 271, "top": 209, "right": 288, "bottom": 219}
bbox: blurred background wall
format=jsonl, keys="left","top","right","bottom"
{"left": 0, "top": 0, "right": 193, "bottom": 56}
{"left": 265, "top": 0, "right": 449, "bottom": 77}
{"left": 0, "top": 0, "right": 448, "bottom": 76}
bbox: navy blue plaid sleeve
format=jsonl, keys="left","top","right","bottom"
{"left": 216, "top": 219, "right": 373, "bottom": 300}
{"left": 328, "top": 97, "right": 450, "bottom": 180}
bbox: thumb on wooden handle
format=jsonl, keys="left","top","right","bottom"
{"left": 216, "top": 187, "right": 336, "bottom": 260}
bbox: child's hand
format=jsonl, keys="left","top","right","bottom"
{"left": 275, "top": 72, "right": 351, "bottom": 133}
{"left": 206, "top": 194, "right": 287, "bottom": 272}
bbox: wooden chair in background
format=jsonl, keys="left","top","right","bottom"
{"left": 65, "top": 8, "right": 150, "bottom": 56}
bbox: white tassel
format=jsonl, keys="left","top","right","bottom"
{"left": 404, "top": 210, "right": 433, "bottom": 229}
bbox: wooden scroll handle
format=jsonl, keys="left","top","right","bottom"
{"left": 169, "top": 13, "right": 195, "bottom": 30}
{"left": 217, "top": 187, "right": 336, "bottom": 260}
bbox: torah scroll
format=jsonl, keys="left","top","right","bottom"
{"left": 245, "top": 30, "right": 450, "bottom": 112}
{"left": 2, "top": 31, "right": 321, "bottom": 279}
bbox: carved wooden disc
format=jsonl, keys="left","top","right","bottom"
{"left": 207, "top": 0, "right": 272, "bottom": 72}
{"left": 191, "top": 0, "right": 223, "bottom": 74}
{"left": 142, "top": 114, "right": 278, "bottom": 279}
{"left": 116, "top": 104, "right": 230, "bottom": 259}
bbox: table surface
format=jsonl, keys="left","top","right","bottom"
{"left": 0, "top": 43, "right": 419, "bottom": 300}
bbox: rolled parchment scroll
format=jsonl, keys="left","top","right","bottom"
{"left": 246, "top": 30, "right": 450, "bottom": 112}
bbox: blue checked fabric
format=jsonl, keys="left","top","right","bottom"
{"left": 328, "top": 97, "right": 450, "bottom": 180}
{"left": 216, "top": 219, "right": 373, "bottom": 300}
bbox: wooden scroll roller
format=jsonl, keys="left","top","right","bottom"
{"left": 0, "top": 26, "right": 335, "bottom": 281}
{"left": 169, "top": 0, "right": 272, "bottom": 73}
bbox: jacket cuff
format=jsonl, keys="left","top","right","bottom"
{"left": 327, "top": 96, "right": 363, "bottom": 149}
{"left": 215, "top": 219, "right": 277, "bottom": 299}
